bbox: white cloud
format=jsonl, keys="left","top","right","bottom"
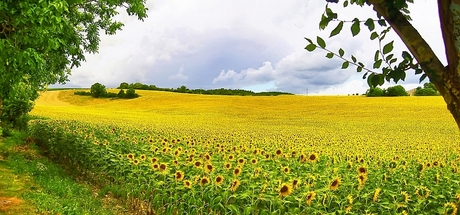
{"left": 59, "top": 0, "right": 443, "bottom": 94}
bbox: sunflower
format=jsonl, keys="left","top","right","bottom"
{"left": 151, "top": 157, "right": 158, "bottom": 164}
{"left": 140, "top": 154, "right": 146, "bottom": 161}
{"left": 204, "top": 153, "right": 211, "bottom": 161}
{"left": 215, "top": 175, "right": 224, "bottom": 186}
{"left": 415, "top": 186, "right": 430, "bottom": 199}
{"left": 345, "top": 206, "right": 352, "bottom": 213}
{"left": 254, "top": 167, "right": 262, "bottom": 177}
{"left": 200, "top": 177, "right": 210, "bottom": 186}
{"left": 282, "top": 166, "right": 290, "bottom": 174}
{"left": 152, "top": 163, "right": 159, "bottom": 170}
{"left": 299, "top": 154, "right": 306, "bottom": 162}
{"left": 194, "top": 161, "right": 202, "bottom": 168}
{"left": 358, "top": 174, "right": 367, "bottom": 186}
{"left": 230, "top": 179, "right": 240, "bottom": 192}
{"left": 305, "top": 191, "right": 316, "bottom": 205}
{"left": 444, "top": 202, "right": 458, "bottom": 215}
{"left": 373, "top": 188, "right": 381, "bottom": 203}
{"left": 175, "top": 171, "right": 184, "bottom": 181}
{"left": 174, "top": 150, "right": 180, "bottom": 157}
{"left": 275, "top": 149, "right": 283, "bottom": 156}
{"left": 357, "top": 166, "right": 368, "bottom": 175}
{"left": 292, "top": 179, "right": 300, "bottom": 189}
{"left": 308, "top": 153, "right": 318, "bottom": 162}
{"left": 205, "top": 163, "right": 213, "bottom": 173}
{"left": 133, "top": 159, "right": 140, "bottom": 165}
{"left": 233, "top": 167, "right": 242, "bottom": 176}
{"left": 127, "top": 153, "right": 134, "bottom": 160}
{"left": 118, "top": 154, "right": 123, "bottom": 159}
{"left": 347, "top": 195, "right": 353, "bottom": 204}
{"left": 279, "top": 183, "right": 292, "bottom": 197}
{"left": 238, "top": 158, "right": 246, "bottom": 166}
{"left": 251, "top": 158, "right": 257, "bottom": 165}
{"left": 224, "top": 162, "right": 232, "bottom": 169}
{"left": 159, "top": 163, "right": 167, "bottom": 172}
{"left": 329, "top": 177, "right": 341, "bottom": 191}
{"left": 228, "top": 154, "right": 235, "bottom": 160}
{"left": 183, "top": 180, "right": 192, "bottom": 188}
{"left": 401, "top": 191, "right": 410, "bottom": 203}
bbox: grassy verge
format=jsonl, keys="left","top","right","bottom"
{"left": 0, "top": 131, "right": 122, "bottom": 215}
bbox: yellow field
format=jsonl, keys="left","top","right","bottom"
{"left": 29, "top": 90, "right": 460, "bottom": 214}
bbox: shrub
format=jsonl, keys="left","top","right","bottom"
{"left": 125, "top": 88, "right": 139, "bottom": 99}
{"left": 385, "top": 85, "right": 408, "bottom": 96}
{"left": 117, "top": 89, "right": 125, "bottom": 98}
{"left": 366, "top": 87, "right": 384, "bottom": 97}
{"left": 90, "top": 83, "right": 107, "bottom": 98}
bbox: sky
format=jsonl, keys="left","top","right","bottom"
{"left": 57, "top": 0, "right": 444, "bottom": 95}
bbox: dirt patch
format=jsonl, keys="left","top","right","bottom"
{"left": 0, "top": 196, "right": 23, "bottom": 213}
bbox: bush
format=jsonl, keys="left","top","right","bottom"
{"left": 366, "top": 87, "right": 384, "bottom": 97}
{"left": 125, "top": 88, "right": 139, "bottom": 98}
{"left": 385, "top": 85, "right": 408, "bottom": 96}
{"left": 90, "top": 83, "right": 106, "bottom": 98}
{"left": 415, "top": 88, "right": 437, "bottom": 96}
{"left": 117, "top": 89, "right": 125, "bottom": 98}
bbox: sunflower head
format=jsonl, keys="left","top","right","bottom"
{"left": 175, "top": 171, "right": 184, "bottom": 181}
{"left": 357, "top": 166, "right": 368, "bottom": 175}
{"left": 230, "top": 179, "right": 240, "bottom": 192}
{"left": 159, "top": 163, "right": 167, "bottom": 172}
{"left": 127, "top": 153, "right": 134, "bottom": 160}
{"left": 194, "top": 161, "right": 202, "bottom": 168}
{"left": 215, "top": 175, "right": 224, "bottom": 186}
{"left": 205, "top": 163, "right": 213, "bottom": 172}
{"left": 282, "top": 166, "right": 290, "bottom": 174}
{"left": 200, "top": 177, "right": 210, "bottom": 186}
{"left": 184, "top": 180, "right": 192, "bottom": 188}
{"left": 305, "top": 191, "right": 316, "bottom": 205}
{"left": 233, "top": 167, "right": 242, "bottom": 176}
{"left": 279, "top": 183, "right": 292, "bottom": 197}
{"left": 224, "top": 162, "right": 232, "bottom": 169}
{"left": 251, "top": 158, "right": 257, "bottom": 165}
{"left": 329, "top": 177, "right": 341, "bottom": 191}
{"left": 275, "top": 149, "right": 283, "bottom": 156}
{"left": 309, "top": 153, "right": 318, "bottom": 162}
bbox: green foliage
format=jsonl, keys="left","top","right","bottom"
{"left": 305, "top": 1, "right": 423, "bottom": 90}
{"left": 0, "top": 0, "right": 147, "bottom": 132}
{"left": 385, "top": 85, "right": 409, "bottom": 96}
{"left": 365, "top": 87, "right": 384, "bottom": 97}
{"left": 415, "top": 82, "right": 439, "bottom": 96}
{"left": 125, "top": 88, "right": 139, "bottom": 98}
{"left": 365, "top": 85, "right": 408, "bottom": 97}
{"left": 90, "top": 83, "right": 107, "bottom": 98}
{"left": 119, "top": 82, "right": 129, "bottom": 89}
{"left": 1, "top": 82, "right": 38, "bottom": 136}
{"left": 117, "top": 89, "right": 126, "bottom": 98}
{"left": 119, "top": 82, "right": 294, "bottom": 96}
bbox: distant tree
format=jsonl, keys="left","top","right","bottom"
{"left": 119, "top": 82, "right": 129, "bottom": 89}
{"left": 177, "top": 85, "right": 189, "bottom": 93}
{"left": 125, "top": 88, "right": 139, "bottom": 98}
{"left": 90, "top": 83, "right": 107, "bottom": 98}
{"left": 149, "top": 85, "right": 157, "bottom": 90}
{"left": 117, "top": 89, "right": 126, "bottom": 98}
{"left": 385, "top": 85, "right": 408, "bottom": 96}
{"left": 415, "top": 82, "right": 439, "bottom": 96}
{"left": 366, "top": 87, "right": 384, "bottom": 97}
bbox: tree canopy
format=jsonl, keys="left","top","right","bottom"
{"left": 0, "top": 0, "right": 148, "bottom": 130}
{"left": 307, "top": 0, "right": 460, "bottom": 129}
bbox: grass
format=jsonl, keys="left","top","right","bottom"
{"left": 0, "top": 130, "right": 126, "bottom": 215}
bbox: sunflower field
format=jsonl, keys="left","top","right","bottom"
{"left": 28, "top": 90, "right": 460, "bottom": 214}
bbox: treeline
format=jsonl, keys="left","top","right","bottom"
{"left": 74, "top": 83, "right": 139, "bottom": 99}
{"left": 365, "top": 83, "right": 439, "bottom": 97}
{"left": 117, "top": 82, "right": 293, "bottom": 96}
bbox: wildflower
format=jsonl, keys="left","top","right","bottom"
{"left": 251, "top": 158, "right": 257, "bottom": 165}
{"left": 309, "top": 153, "right": 318, "bottom": 162}
{"left": 127, "top": 153, "right": 134, "bottom": 160}
{"left": 184, "top": 180, "right": 192, "bottom": 188}
{"left": 224, "top": 162, "right": 232, "bottom": 169}
{"left": 233, "top": 167, "right": 242, "bottom": 176}
{"left": 150, "top": 157, "right": 158, "bottom": 164}
{"left": 282, "top": 166, "right": 290, "bottom": 174}
{"left": 205, "top": 163, "right": 213, "bottom": 172}
{"left": 140, "top": 154, "right": 146, "bottom": 161}
{"left": 275, "top": 149, "right": 283, "bottom": 156}
{"left": 159, "top": 163, "right": 167, "bottom": 172}
{"left": 415, "top": 186, "right": 430, "bottom": 199}
{"left": 357, "top": 166, "right": 368, "bottom": 175}
{"left": 200, "top": 177, "right": 210, "bottom": 186}
{"left": 445, "top": 202, "right": 458, "bottom": 215}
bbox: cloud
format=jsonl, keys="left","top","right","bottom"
{"left": 58, "top": 0, "right": 442, "bottom": 95}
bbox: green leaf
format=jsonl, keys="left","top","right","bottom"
{"left": 351, "top": 19, "right": 360, "bottom": 36}
{"left": 343, "top": 0, "right": 349, "bottom": 7}
{"left": 305, "top": 44, "right": 316, "bottom": 52}
{"left": 367, "top": 73, "right": 375, "bottom": 87}
{"left": 370, "top": 32, "right": 379, "bottom": 40}
{"left": 373, "top": 59, "right": 382, "bottom": 69}
{"left": 378, "top": 19, "right": 386, "bottom": 26}
{"left": 415, "top": 69, "right": 423, "bottom": 75}
{"left": 330, "top": 21, "right": 344, "bottom": 38}
{"left": 357, "top": 66, "right": 363, "bottom": 72}
{"left": 326, "top": 52, "right": 334, "bottom": 58}
{"left": 383, "top": 41, "right": 394, "bottom": 54}
{"left": 402, "top": 51, "right": 412, "bottom": 61}
{"left": 317, "top": 36, "right": 326, "bottom": 48}
{"left": 385, "top": 54, "right": 394, "bottom": 62}
{"left": 374, "top": 50, "right": 380, "bottom": 61}
{"left": 341, "top": 61, "right": 349, "bottom": 69}
{"left": 351, "top": 55, "right": 357, "bottom": 63}
{"left": 304, "top": 37, "right": 313, "bottom": 44}
{"left": 364, "top": 18, "right": 375, "bottom": 31}
{"left": 339, "top": 48, "right": 344, "bottom": 57}
{"left": 319, "top": 15, "right": 330, "bottom": 30}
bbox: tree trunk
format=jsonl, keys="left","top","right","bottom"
{"left": 369, "top": 0, "right": 460, "bottom": 130}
